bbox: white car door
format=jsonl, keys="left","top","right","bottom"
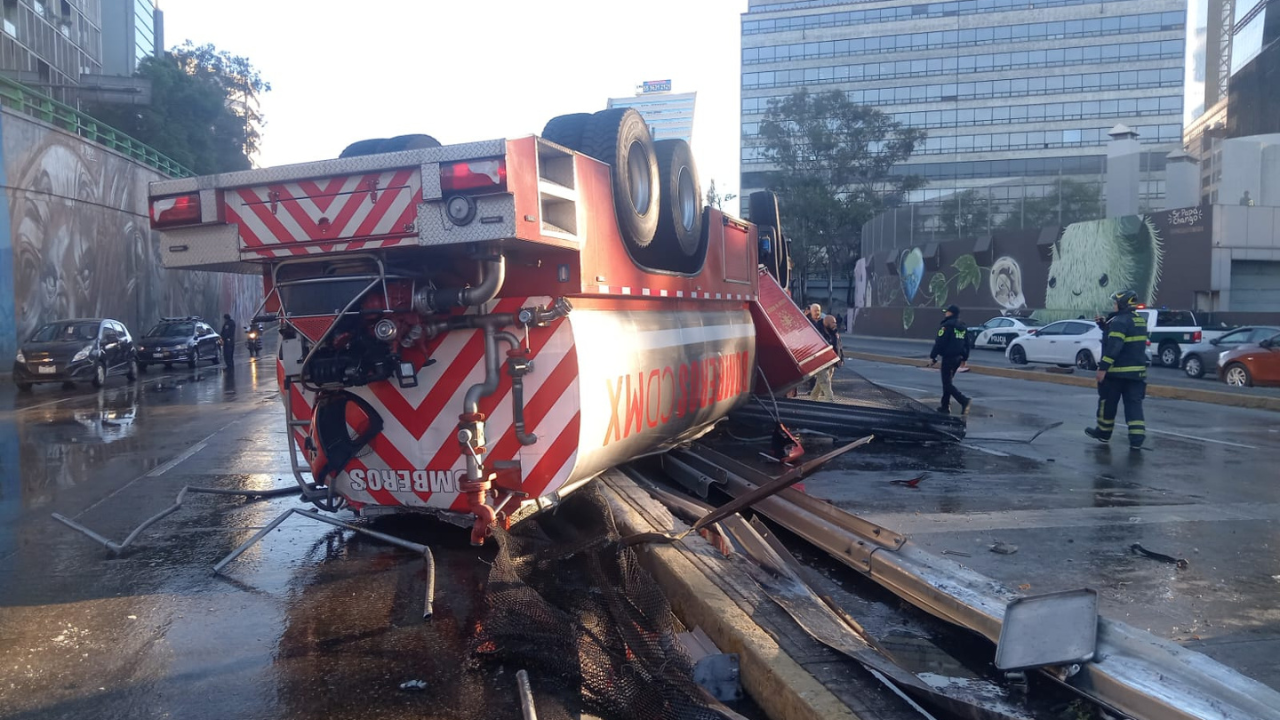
{"left": 1020, "top": 322, "right": 1053, "bottom": 362}
{"left": 1057, "top": 321, "right": 1098, "bottom": 365}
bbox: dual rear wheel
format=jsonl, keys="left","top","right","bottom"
{"left": 544, "top": 109, "right": 705, "bottom": 273}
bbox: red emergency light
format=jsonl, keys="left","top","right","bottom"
{"left": 441, "top": 159, "right": 507, "bottom": 193}
{"left": 150, "top": 193, "right": 202, "bottom": 228}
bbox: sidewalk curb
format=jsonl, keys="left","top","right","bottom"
{"left": 600, "top": 473, "right": 864, "bottom": 720}
{"left": 846, "top": 351, "right": 1280, "bottom": 412}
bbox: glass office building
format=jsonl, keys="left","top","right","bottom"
{"left": 1, "top": 0, "right": 104, "bottom": 93}
{"left": 100, "top": 0, "right": 159, "bottom": 77}
{"left": 740, "top": 0, "right": 1188, "bottom": 229}
{"left": 1183, "top": 0, "right": 1279, "bottom": 204}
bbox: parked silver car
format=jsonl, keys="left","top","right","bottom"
{"left": 1181, "top": 326, "right": 1280, "bottom": 378}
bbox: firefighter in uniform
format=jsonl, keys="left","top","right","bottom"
{"left": 1086, "top": 290, "right": 1148, "bottom": 449}
{"left": 929, "top": 305, "right": 971, "bottom": 415}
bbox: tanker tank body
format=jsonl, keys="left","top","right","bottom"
{"left": 147, "top": 112, "right": 834, "bottom": 545}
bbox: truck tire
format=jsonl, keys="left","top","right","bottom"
{"left": 653, "top": 139, "right": 703, "bottom": 259}
{"left": 338, "top": 138, "right": 386, "bottom": 158}
{"left": 379, "top": 134, "right": 441, "bottom": 153}
{"left": 582, "top": 108, "right": 659, "bottom": 250}
{"left": 542, "top": 113, "right": 592, "bottom": 152}
{"left": 750, "top": 191, "right": 790, "bottom": 288}
{"left": 749, "top": 191, "right": 783, "bottom": 239}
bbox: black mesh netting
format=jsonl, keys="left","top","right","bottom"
{"left": 469, "top": 486, "right": 726, "bottom": 720}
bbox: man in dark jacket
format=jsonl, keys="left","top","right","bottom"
{"left": 929, "top": 305, "right": 971, "bottom": 415}
{"left": 220, "top": 314, "right": 236, "bottom": 366}
{"left": 1086, "top": 290, "right": 1148, "bottom": 449}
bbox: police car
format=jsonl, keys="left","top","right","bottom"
{"left": 969, "top": 316, "right": 1045, "bottom": 350}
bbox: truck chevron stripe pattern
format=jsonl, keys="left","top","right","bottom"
{"left": 278, "top": 296, "right": 581, "bottom": 512}
{"left": 227, "top": 169, "right": 422, "bottom": 258}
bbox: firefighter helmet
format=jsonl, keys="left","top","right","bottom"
{"left": 1111, "top": 289, "right": 1140, "bottom": 308}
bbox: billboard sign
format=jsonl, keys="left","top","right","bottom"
{"left": 641, "top": 79, "right": 672, "bottom": 94}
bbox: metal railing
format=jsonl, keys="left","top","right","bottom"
{"left": 0, "top": 75, "right": 192, "bottom": 178}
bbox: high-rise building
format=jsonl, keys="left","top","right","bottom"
{"left": 740, "top": 0, "right": 1188, "bottom": 229}
{"left": 100, "top": 0, "right": 160, "bottom": 77}
{"left": 608, "top": 81, "right": 697, "bottom": 144}
{"left": 1182, "top": 0, "right": 1279, "bottom": 204}
{"left": 0, "top": 0, "right": 104, "bottom": 92}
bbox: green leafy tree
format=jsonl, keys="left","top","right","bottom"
{"left": 938, "top": 189, "right": 991, "bottom": 237}
{"left": 1001, "top": 179, "right": 1102, "bottom": 230}
{"left": 85, "top": 42, "right": 271, "bottom": 174}
{"left": 755, "top": 89, "right": 926, "bottom": 300}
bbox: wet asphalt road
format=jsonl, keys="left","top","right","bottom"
{"left": 849, "top": 335, "right": 1280, "bottom": 399}
{"left": 816, "top": 360, "right": 1280, "bottom": 690}
{"left": 3, "top": 344, "right": 1278, "bottom": 718}
{"left": 0, "top": 351, "right": 532, "bottom": 720}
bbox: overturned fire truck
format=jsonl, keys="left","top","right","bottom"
{"left": 147, "top": 109, "right": 837, "bottom": 545}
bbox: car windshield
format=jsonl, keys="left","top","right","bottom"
{"left": 29, "top": 322, "right": 99, "bottom": 343}
{"left": 146, "top": 323, "right": 194, "bottom": 338}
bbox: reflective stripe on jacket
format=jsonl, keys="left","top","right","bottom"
{"left": 1099, "top": 309, "right": 1147, "bottom": 378}
{"left": 931, "top": 317, "right": 969, "bottom": 360}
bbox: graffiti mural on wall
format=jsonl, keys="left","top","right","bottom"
{"left": 1, "top": 111, "right": 260, "bottom": 356}
{"left": 861, "top": 207, "right": 1211, "bottom": 332}
{"left": 1044, "top": 215, "right": 1163, "bottom": 316}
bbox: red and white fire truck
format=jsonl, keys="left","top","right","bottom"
{"left": 148, "top": 109, "right": 837, "bottom": 545}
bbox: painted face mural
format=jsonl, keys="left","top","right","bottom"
{"left": 989, "top": 256, "right": 1026, "bottom": 310}
{"left": 1044, "top": 215, "right": 1162, "bottom": 314}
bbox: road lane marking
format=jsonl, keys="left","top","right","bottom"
{"left": 71, "top": 420, "right": 239, "bottom": 520}
{"left": 146, "top": 441, "right": 209, "bottom": 477}
{"left": 873, "top": 382, "right": 933, "bottom": 394}
{"left": 960, "top": 443, "right": 1011, "bottom": 457}
{"left": 864, "top": 502, "right": 1280, "bottom": 535}
{"left": 1143, "top": 428, "right": 1258, "bottom": 450}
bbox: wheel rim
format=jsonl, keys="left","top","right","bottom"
{"left": 1012, "top": 347, "right": 1024, "bottom": 363}
{"left": 626, "top": 140, "right": 651, "bottom": 214}
{"left": 676, "top": 165, "right": 696, "bottom": 232}
{"left": 1185, "top": 358, "right": 1200, "bottom": 376}
{"left": 1226, "top": 367, "right": 1247, "bottom": 386}
{"left": 1076, "top": 352, "right": 1090, "bottom": 369}
{"left": 1162, "top": 348, "right": 1177, "bottom": 365}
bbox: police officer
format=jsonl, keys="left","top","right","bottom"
{"left": 929, "top": 304, "right": 971, "bottom": 415}
{"left": 220, "top": 313, "right": 236, "bottom": 366}
{"left": 1086, "top": 290, "right": 1148, "bottom": 449}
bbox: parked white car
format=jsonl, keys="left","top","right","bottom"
{"left": 1006, "top": 319, "right": 1103, "bottom": 369}
{"left": 969, "top": 316, "right": 1045, "bottom": 350}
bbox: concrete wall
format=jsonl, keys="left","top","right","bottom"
{"left": 0, "top": 108, "right": 262, "bottom": 363}
{"left": 1209, "top": 203, "right": 1280, "bottom": 309}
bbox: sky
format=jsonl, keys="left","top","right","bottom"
{"left": 161, "top": 0, "right": 750, "bottom": 199}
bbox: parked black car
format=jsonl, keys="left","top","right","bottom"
{"left": 13, "top": 318, "right": 138, "bottom": 391}
{"left": 136, "top": 316, "right": 223, "bottom": 370}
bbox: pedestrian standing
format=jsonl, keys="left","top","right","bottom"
{"left": 928, "top": 305, "right": 971, "bottom": 415}
{"left": 807, "top": 304, "right": 823, "bottom": 330}
{"left": 802, "top": 304, "right": 824, "bottom": 393}
{"left": 220, "top": 313, "right": 236, "bottom": 366}
{"left": 1086, "top": 290, "right": 1148, "bottom": 449}
{"left": 809, "top": 314, "right": 844, "bottom": 402}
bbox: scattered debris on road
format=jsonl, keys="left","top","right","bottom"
{"left": 1130, "top": 543, "right": 1189, "bottom": 569}
{"left": 398, "top": 679, "right": 428, "bottom": 691}
{"left": 890, "top": 472, "right": 928, "bottom": 488}
{"left": 990, "top": 542, "right": 1019, "bottom": 555}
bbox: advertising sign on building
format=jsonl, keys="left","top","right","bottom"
{"left": 641, "top": 79, "right": 672, "bottom": 94}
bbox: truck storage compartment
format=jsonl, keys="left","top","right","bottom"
{"left": 750, "top": 267, "right": 839, "bottom": 394}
